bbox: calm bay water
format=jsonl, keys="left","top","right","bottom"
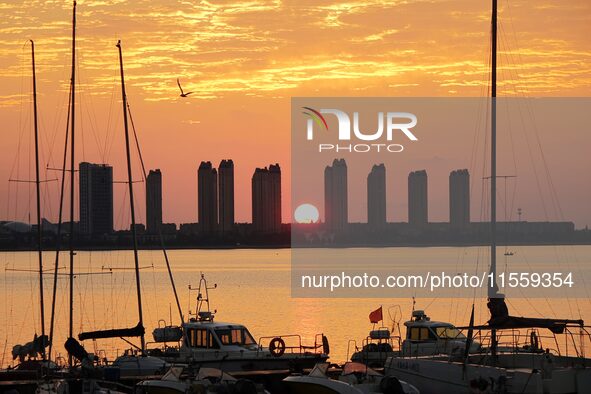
{"left": 1, "top": 246, "right": 590, "bottom": 367}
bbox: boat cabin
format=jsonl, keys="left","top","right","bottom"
{"left": 182, "top": 320, "right": 259, "bottom": 352}
{"left": 404, "top": 310, "right": 466, "bottom": 343}
{"left": 401, "top": 310, "right": 474, "bottom": 357}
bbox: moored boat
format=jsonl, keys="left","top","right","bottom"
{"left": 283, "top": 362, "right": 419, "bottom": 394}
{"left": 146, "top": 274, "right": 330, "bottom": 373}
{"left": 350, "top": 309, "right": 479, "bottom": 368}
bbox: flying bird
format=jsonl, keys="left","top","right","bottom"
{"left": 177, "top": 78, "right": 194, "bottom": 97}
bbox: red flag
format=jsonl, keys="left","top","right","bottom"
{"left": 369, "top": 306, "right": 383, "bottom": 323}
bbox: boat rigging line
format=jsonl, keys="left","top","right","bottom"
{"left": 127, "top": 97, "right": 184, "bottom": 324}
{"left": 116, "top": 39, "right": 146, "bottom": 353}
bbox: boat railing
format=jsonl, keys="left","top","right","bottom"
{"left": 346, "top": 339, "right": 359, "bottom": 361}
{"left": 257, "top": 333, "right": 328, "bottom": 356}
{"left": 473, "top": 328, "right": 553, "bottom": 354}
{"left": 562, "top": 325, "right": 591, "bottom": 359}
{"left": 145, "top": 341, "right": 181, "bottom": 357}
{"left": 367, "top": 335, "right": 400, "bottom": 351}
{"left": 362, "top": 335, "right": 401, "bottom": 357}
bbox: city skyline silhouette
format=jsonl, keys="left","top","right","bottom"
{"left": 1, "top": 1, "right": 590, "bottom": 229}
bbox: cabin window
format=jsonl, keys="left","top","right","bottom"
{"left": 409, "top": 327, "right": 431, "bottom": 341}
{"left": 188, "top": 329, "right": 219, "bottom": 349}
{"left": 215, "top": 328, "right": 256, "bottom": 347}
{"left": 197, "top": 329, "right": 207, "bottom": 347}
{"left": 209, "top": 332, "right": 219, "bottom": 348}
{"left": 435, "top": 326, "right": 465, "bottom": 339}
{"left": 420, "top": 328, "right": 430, "bottom": 340}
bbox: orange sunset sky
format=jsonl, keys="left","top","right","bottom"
{"left": 1, "top": 0, "right": 590, "bottom": 228}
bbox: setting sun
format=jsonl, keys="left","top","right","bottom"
{"left": 294, "top": 203, "right": 320, "bottom": 224}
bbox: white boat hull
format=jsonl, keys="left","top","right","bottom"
{"left": 385, "top": 356, "right": 591, "bottom": 394}
{"left": 385, "top": 357, "right": 509, "bottom": 394}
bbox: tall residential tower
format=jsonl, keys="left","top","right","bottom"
{"left": 408, "top": 170, "right": 428, "bottom": 226}
{"left": 79, "top": 162, "right": 113, "bottom": 236}
{"left": 252, "top": 164, "right": 282, "bottom": 233}
{"left": 367, "top": 163, "right": 387, "bottom": 227}
{"left": 198, "top": 161, "right": 218, "bottom": 234}
{"left": 218, "top": 159, "right": 235, "bottom": 233}
{"left": 324, "top": 158, "right": 348, "bottom": 232}
{"left": 449, "top": 169, "right": 470, "bottom": 227}
{"left": 146, "top": 169, "right": 162, "bottom": 234}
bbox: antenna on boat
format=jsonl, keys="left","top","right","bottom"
{"left": 188, "top": 273, "right": 217, "bottom": 321}
{"left": 116, "top": 39, "right": 146, "bottom": 353}
{"left": 30, "top": 39, "right": 47, "bottom": 361}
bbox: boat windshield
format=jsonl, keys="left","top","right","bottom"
{"left": 215, "top": 327, "right": 256, "bottom": 347}
{"left": 435, "top": 326, "right": 465, "bottom": 339}
{"left": 309, "top": 362, "right": 329, "bottom": 378}
{"left": 342, "top": 362, "right": 381, "bottom": 377}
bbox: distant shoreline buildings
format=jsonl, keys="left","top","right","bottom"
{"left": 1, "top": 156, "right": 587, "bottom": 248}
{"left": 321, "top": 158, "right": 468, "bottom": 232}
{"left": 291, "top": 158, "right": 580, "bottom": 246}
{"left": 38, "top": 159, "right": 284, "bottom": 241}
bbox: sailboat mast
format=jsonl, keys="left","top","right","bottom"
{"left": 68, "top": 0, "right": 77, "bottom": 367}
{"left": 116, "top": 40, "right": 146, "bottom": 352}
{"left": 489, "top": 0, "right": 499, "bottom": 359}
{"left": 30, "top": 39, "right": 46, "bottom": 361}
{"left": 48, "top": 81, "right": 70, "bottom": 361}
{"left": 490, "top": 0, "right": 498, "bottom": 292}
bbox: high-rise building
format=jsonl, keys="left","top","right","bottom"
{"left": 218, "top": 160, "right": 235, "bottom": 233}
{"left": 324, "top": 158, "right": 348, "bottom": 231}
{"left": 252, "top": 164, "right": 281, "bottom": 233}
{"left": 449, "top": 169, "right": 470, "bottom": 227}
{"left": 146, "top": 169, "right": 162, "bottom": 234}
{"left": 367, "top": 163, "right": 386, "bottom": 227}
{"left": 198, "top": 161, "right": 218, "bottom": 234}
{"left": 79, "top": 162, "right": 113, "bottom": 236}
{"left": 408, "top": 170, "right": 428, "bottom": 226}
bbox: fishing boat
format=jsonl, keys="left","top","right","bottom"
{"left": 283, "top": 362, "right": 419, "bottom": 394}
{"left": 350, "top": 309, "right": 480, "bottom": 368}
{"left": 146, "top": 274, "right": 330, "bottom": 373}
{"left": 383, "top": 1, "right": 591, "bottom": 393}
